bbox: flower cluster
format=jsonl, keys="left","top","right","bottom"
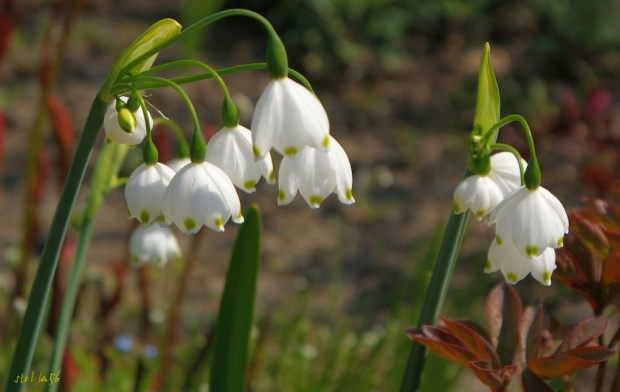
{"left": 106, "top": 76, "right": 354, "bottom": 265}
{"left": 454, "top": 149, "right": 568, "bottom": 285}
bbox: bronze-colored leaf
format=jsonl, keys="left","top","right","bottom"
{"left": 442, "top": 317, "right": 500, "bottom": 367}
{"left": 521, "top": 368, "right": 554, "bottom": 392}
{"left": 555, "top": 316, "right": 606, "bottom": 353}
{"left": 528, "top": 346, "right": 614, "bottom": 379}
{"left": 468, "top": 360, "right": 515, "bottom": 391}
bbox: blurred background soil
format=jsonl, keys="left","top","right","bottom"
{"left": 1, "top": 0, "right": 620, "bottom": 390}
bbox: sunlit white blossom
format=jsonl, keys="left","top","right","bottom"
{"left": 206, "top": 125, "right": 274, "bottom": 193}
{"left": 251, "top": 78, "right": 330, "bottom": 158}
{"left": 489, "top": 186, "right": 569, "bottom": 258}
{"left": 103, "top": 96, "right": 153, "bottom": 146}
{"left": 160, "top": 162, "right": 243, "bottom": 233}
{"left": 453, "top": 152, "right": 525, "bottom": 219}
{"left": 278, "top": 135, "right": 353, "bottom": 208}
{"left": 125, "top": 162, "right": 176, "bottom": 224}
{"left": 486, "top": 238, "right": 556, "bottom": 286}
{"left": 129, "top": 223, "right": 181, "bottom": 267}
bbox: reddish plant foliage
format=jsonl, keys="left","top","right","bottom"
{"left": 408, "top": 284, "right": 613, "bottom": 391}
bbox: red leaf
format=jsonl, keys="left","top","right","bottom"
{"left": 407, "top": 326, "right": 478, "bottom": 366}
{"left": 521, "top": 368, "right": 554, "bottom": 392}
{"left": 521, "top": 304, "right": 543, "bottom": 363}
{"left": 603, "top": 253, "right": 620, "bottom": 285}
{"left": 555, "top": 316, "right": 606, "bottom": 353}
{"left": 571, "top": 211, "right": 610, "bottom": 259}
{"left": 442, "top": 317, "right": 500, "bottom": 367}
{"left": 497, "top": 284, "right": 522, "bottom": 366}
{"left": 468, "top": 360, "right": 516, "bottom": 390}
{"left": 528, "top": 346, "right": 614, "bottom": 379}
{"left": 486, "top": 284, "right": 504, "bottom": 346}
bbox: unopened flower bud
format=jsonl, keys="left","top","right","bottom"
{"left": 127, "top": 95, "right": 141, "bottom": 112}
{"left": 117, "top": 108, "right": 137, "bottom": 133}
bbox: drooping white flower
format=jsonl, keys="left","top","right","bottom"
{"left": 251, "top": 78, "right": 330, "bottom": 158}
{"left": 125, "top": 162, "right": 176, "bottom": 225}
{"left": 206, "top": 125, "right": 274, "bottom": 193}
{"left": 489, "top": 186, "right": 569, "bottom": 258}
{"left": 160, "top": 162, "right": 243, "bottom": 233}
{"left": 486, "top": 238, "right": 556, "bottom": 285}
{"left": 453, "top": 152, "right": 525, "bottom": 220}
{"left": 166, "top": 157, "right": 191, "bottom": 173}
{"left": 103, "top": 96, "right": 153, "bottom": 146}
{"left": 129, "top": 223, "right": 181, "bottom": 267}
{"left": 278, "top": 135, "right": 354, "bottom": 208}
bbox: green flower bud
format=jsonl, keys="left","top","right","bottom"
{"left": 115, "top": 98, "right": 126, "bottom": 112}
{"left": 117, "top": 108, "right": 137, "bottom": 133}
{"left": 127, "top": 94, "right": 141, "bottom": 112}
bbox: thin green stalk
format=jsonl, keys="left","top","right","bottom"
{"left": 45, "top": 143, "right": 127, "bottom": 392}
{"left": 399, "top": 196, "right": 470, "bottom": 392}
{"left": 113, "top": 63, "right": 313, "bottom": 96}
{"left": 5, "top": 96, "right": 109, "bottom": 392}
{"left": 44, "top": 219, "right": 93, "bottom": 392}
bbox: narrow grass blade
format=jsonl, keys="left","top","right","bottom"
{"left": 209, "top": 205, "right": 262, "bottom": 392}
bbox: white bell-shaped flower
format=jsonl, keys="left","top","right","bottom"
{"left": 160, "top": 162, "right": 243, "bottom": 233}
{"left": 129, "top": 223, "right": 181, "bottom": 267}
{"left": 125, "top": 162, "right": 176, "bottom": 225}
{"left": 453, "top": 152, "right": 525, "bottom": 220}
{"left": 278, "top": 135, "right": 354, "bottom": 209}
{"left": 206, "top": 125, "right": 274, "bottom": 193}
{"left": 486, "top": 238, "right": 556, "bottom": 285}
{"left": 103, "top": 96, "right": 153, "bottom": 146}
{"left": 489, "top": 186, "right": 569, "bottom": 258}
{"left": 251, "top": 78, "right": 330, "bottom": 158}
{"left": 166, "top": 157, "right": 191, "bottom": 173}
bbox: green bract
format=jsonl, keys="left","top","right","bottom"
{"left": 99, "top": 18, "right": 182, "bottom": 100}
{"left": 474, "top": 43, "right": 500, "bottom": 146}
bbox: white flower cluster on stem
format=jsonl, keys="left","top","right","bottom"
{"left": 105, "top": 81, "right": 354, "bottom": 265}
{"left": 453, "top": 151, "right": 568, "bottom": 285}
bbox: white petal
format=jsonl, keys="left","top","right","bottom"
{"left": 129, "top": 223, "right": 181, "bottom": 267}
{"left": 498, "top": 243, "right": 532, "bottom": 285}
{"left": 485, "top": 237, "right": 503, "bottom": 273}
{"left": 206, "top": 125, "right": 273, "bottom": 193}
{"left": 251, "top": 80, "right": 282, "bottom": 158}
{"left": 273, "top": 78, "right": 330, "bottom": 155}
{"left": 125, "top": 163, "right": 175, "bottom": 224}
{"left": 103, "top": 96, "right": 153, "bottom": 146}
{"left": 488, "top": 152, "right": 527, "bottom": 195}
{"left": 295, "top": 147, "right": 336, "bottom": 208}
{"left": 326, "top": 136, "right": 354, "bottom": 204}
{"left": 277, "top": 155, "right": 301, "bottom": 206}
{"left": 453, "top": 175, "right": 504, "bottom": 220}
{"left": 529, "top": 248, "right": 556, "bottom": 286}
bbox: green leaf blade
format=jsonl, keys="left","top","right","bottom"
{"left": 209, "top": 205, "right": 262, "bottom": 392}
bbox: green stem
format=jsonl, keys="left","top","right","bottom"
{"left": 112, "top": 64, "right": 313, "bottom": 96}
{"left": 137, "top": 76, "right": 200, "bottom": 134}
{"left": 399, "top": 187, "right": 471, "bottom": 392}
{"left": 490, "top": 143, "right": 525, "bottom": 186}
{"left": 5, "top": 96, "right": 109, "bottom": 392}
{"left": 117, "top": 9, "right": 281, "bottom": 82}
{"left": 44, "top": 219, "right": 93, "bottom": 392}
